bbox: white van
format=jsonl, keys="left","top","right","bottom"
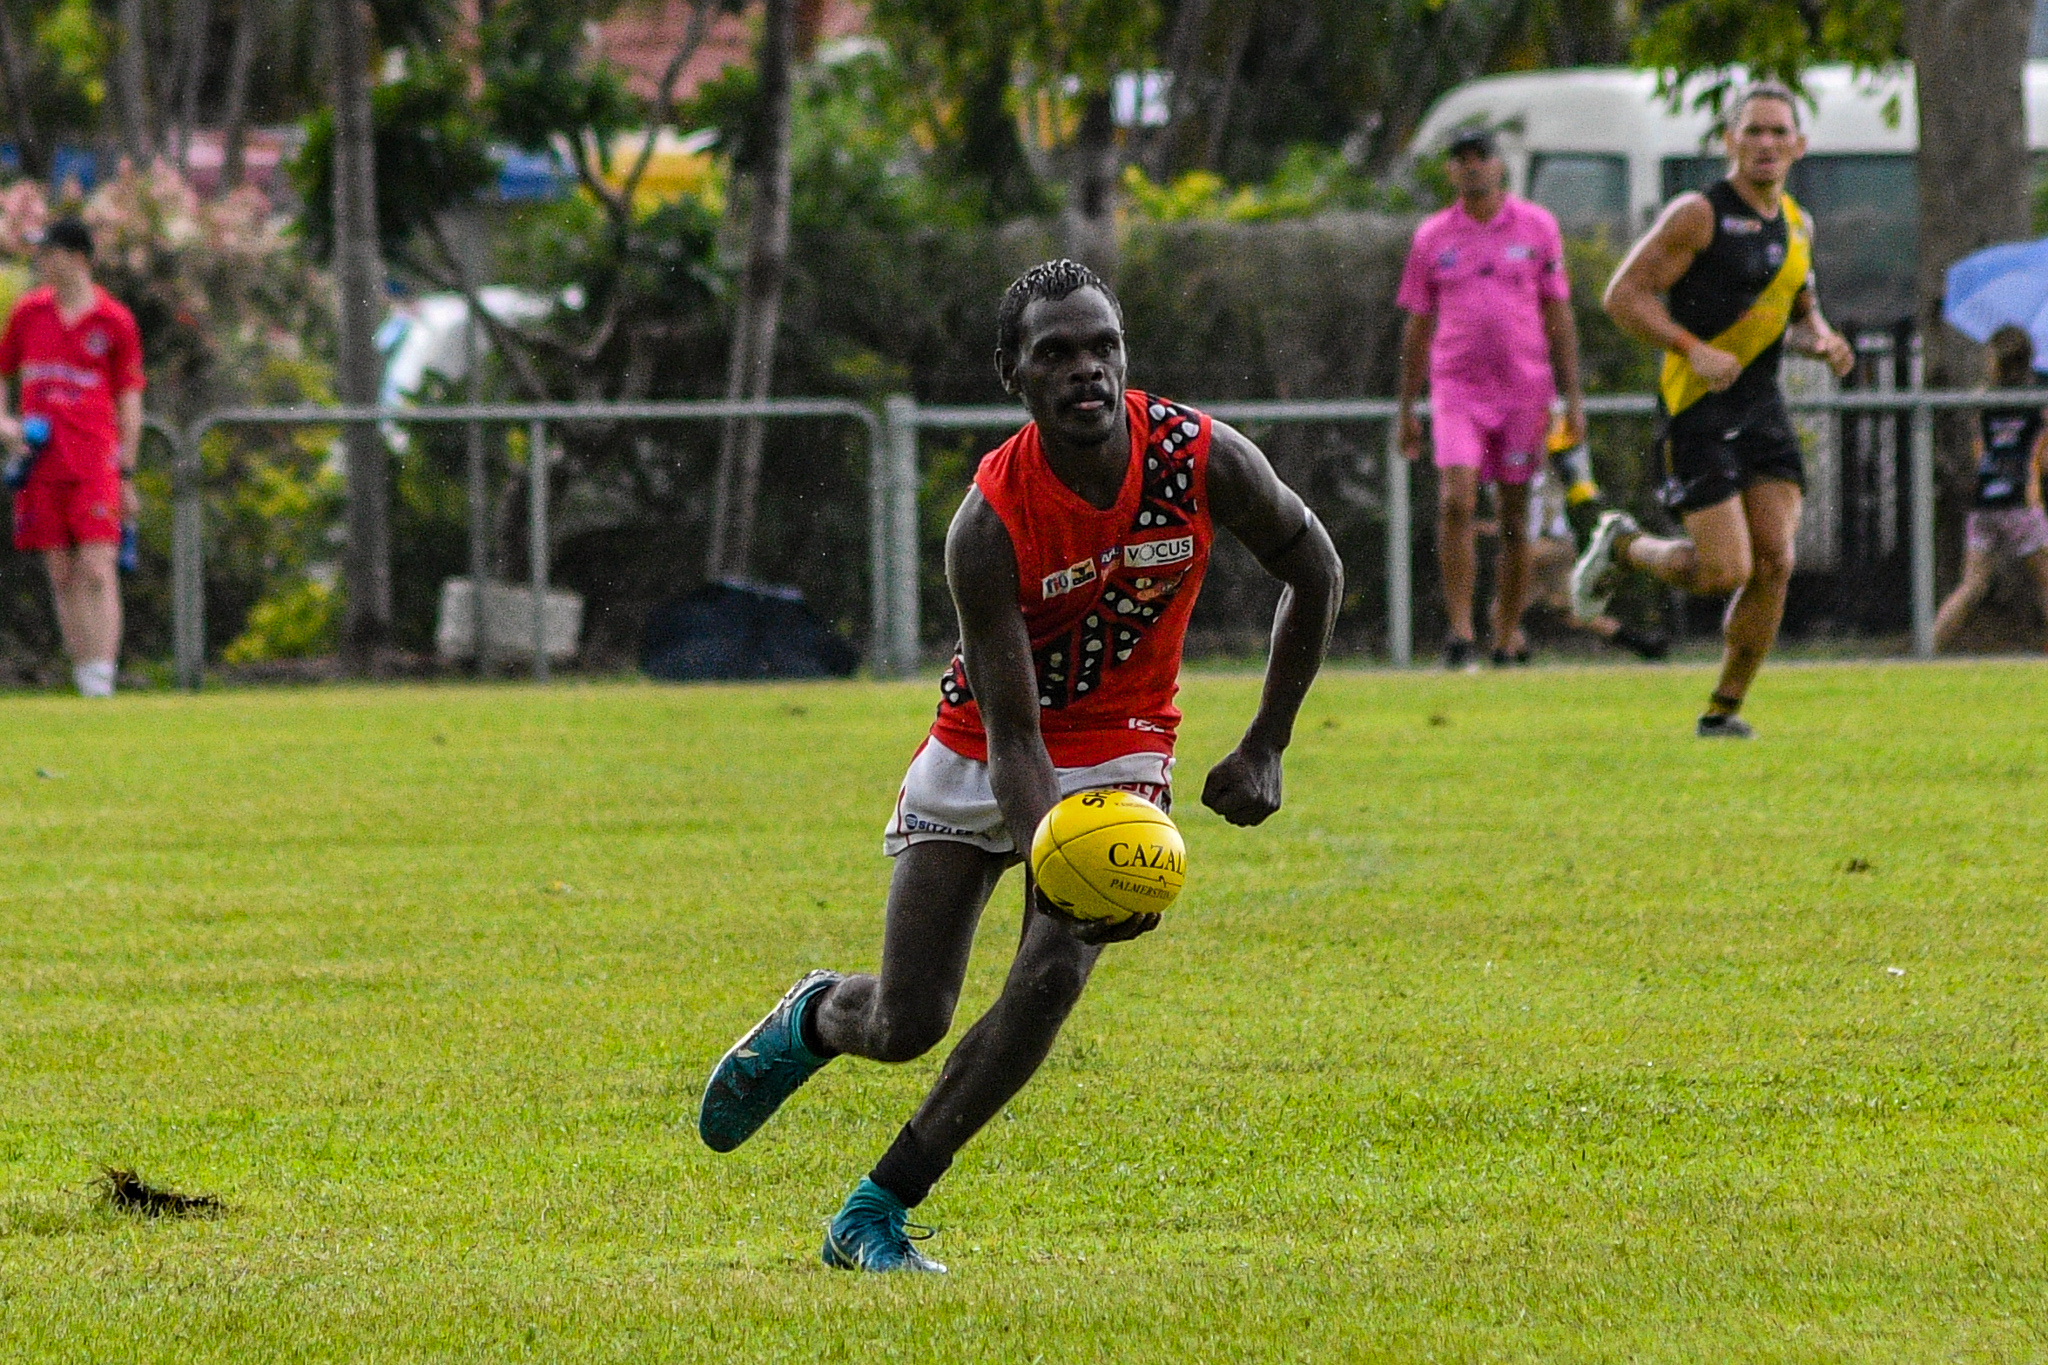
{"left": 1408, "top": 64, "right": 2048, "bottom": 326}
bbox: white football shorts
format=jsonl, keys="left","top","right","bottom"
{"left": 883, "top": 737, "right": 1174, "bottom": 857}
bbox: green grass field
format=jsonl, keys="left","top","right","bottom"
{"left": 3, "top": 662, "right": 2046, "bottom": 1361}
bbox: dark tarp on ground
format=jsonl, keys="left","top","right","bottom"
{"left": 639, "top": 580, "right": 861, "bottom": 682}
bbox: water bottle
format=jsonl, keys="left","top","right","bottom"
{"left": 2, "top": 413, "right": 48, "bottom": 491}
{"left": 118, "top": 519, "right": 140, "bottom": 573}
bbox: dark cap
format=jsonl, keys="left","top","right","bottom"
{"left": 1445, "top": 127, "right": 1497, "bottom": 158}
{"left": 31, "top": 217, "right": 92, "bottom": 259}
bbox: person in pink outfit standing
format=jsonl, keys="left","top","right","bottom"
{"left": 1397, "top": 128, "right": 1585, "bottom": 668}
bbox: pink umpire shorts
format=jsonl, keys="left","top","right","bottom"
{"left": 1432, "top": 402, "right": 1550, "bottom": 486}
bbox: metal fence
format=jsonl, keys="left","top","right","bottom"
{"left": 161, "top": 399, "right": 881, "bottom": 690}
{"left": 147, "top": 385, "right": 2029, "bottom": 689}
{"left": 875, "top": 385, "right": 2034, "bottom": 671}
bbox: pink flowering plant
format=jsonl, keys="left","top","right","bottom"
{"left": 0, "top": 158, "right": 334, "bottom": 420}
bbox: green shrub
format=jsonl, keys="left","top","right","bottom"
{"left": 222, "top": 579, "right": 339, "bottom": 662}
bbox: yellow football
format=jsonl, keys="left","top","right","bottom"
{"left": 1029, "top": 789, "right": 1186, "bottom": 923}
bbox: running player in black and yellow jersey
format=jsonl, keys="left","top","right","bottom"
{"left": 1572, "top": 83, "right": 1854, "bottom": 737}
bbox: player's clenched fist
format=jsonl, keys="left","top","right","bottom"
{"left": 1201, "top": 743, "right": 1283, "bottom": 826}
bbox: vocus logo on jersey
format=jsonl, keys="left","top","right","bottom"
{"left": 1041, "top": 557, "right": 1098, "bottom": 599}
{"left": 1122, "top": 535, "right": 1194, "bottom": 570}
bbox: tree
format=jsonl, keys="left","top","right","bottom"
{"left": 705, "top": 0, "right": 799, "bottom": 579}
{"left": 323, "top": 0, "right": 390, "bottom": 666}
{"left": 426, "top": 0, "right": 734, "bottom": 399}
{"left": 1901, "top": 0, "right": 2031, "bottom": 401}
{"left": 113, "top": 0, "right": 152, "bottom": 160}
{"left": 0, "top": 3, "right": 45, "bottom": 178}
{"left": 871, "top": 0, "right": 1158, "bottom": 220}
{"left": 220, "top": 0, "right": 264, "bottom": 188}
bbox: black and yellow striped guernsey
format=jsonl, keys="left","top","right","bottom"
{"left": 1659, "top": 179, "right": 1812, "bottom": 436}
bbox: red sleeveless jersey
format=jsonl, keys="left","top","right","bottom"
{"left": 929, "top": 390, "right": 1214, "bottom": 766}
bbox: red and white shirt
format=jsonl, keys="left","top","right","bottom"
{"left": 929, "top": 389, "right": 1215, "bottom": 768}
{"left": 0, "top": 285, "right": 145, "bottom": 481}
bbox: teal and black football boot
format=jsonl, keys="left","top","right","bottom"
{"left": 698, "top": 969, "right": 841, "bottom": 1153}
{"left": 821, "top": 1178, "right": 947, "bottom": 1273}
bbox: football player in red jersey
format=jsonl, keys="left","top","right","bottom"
{"left": 698, "top": 260, "right": 1344, "bottom": 1271}
{"left": 0, "top": 217, "right": 146, "bottom": 697}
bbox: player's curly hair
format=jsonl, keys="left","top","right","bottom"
{"left": 996, "top": 259, "right": 1122, "bottom": 362}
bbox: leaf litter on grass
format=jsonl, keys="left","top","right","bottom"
{"left": 95, "top": 1167, "right": 223, "bottom": 1218}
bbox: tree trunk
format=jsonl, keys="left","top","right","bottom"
{"left": 113, "top": 0, "right": 154, "bottom": 164}
{"left": 1058, "top": 92, "right": 1119, "bottom": 277}
{"left": 221, "top": 0, "right": 263, "bottom": 189}
{"left": 1145, "top": 0, "right": 1217, "bottom": 180}
{"left": 956, "top": 37, "right": 1037, "bottom": 216}
{"left": 705, "top": 0, "right": 798, "bottom": 581}
{"left": 1907, "top": 0, "right": 2032, "bottom": 403}
{"left": 1201, "top": 10, "right": 1254, "bottom": 173}
{"left": 326, "top": 0, "right": 392, "bottom": 668}
{"left": 172, "top": 0, "right": 213, "bottom": 170}
{"left": 1906, "top": 0, "right": 2031, "bottom": 600}
{"left": 0, "top": 3, "right": 47, "bottom": 179}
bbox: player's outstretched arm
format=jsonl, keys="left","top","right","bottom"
{"left": 946, "top": 491, "right": 1156, "bottom": 944}
{"left": 1201, "top": 421, "right": 1343, "bottom": 827}
{"left": 947, "top": 490, "right": 1061, "bottom": 849}
{"left": 1786, "top": 283, "right": 1854, "bottom": 378}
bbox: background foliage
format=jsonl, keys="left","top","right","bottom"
{"left": 1, "top": 0, "right": 1967, "bottom": 670}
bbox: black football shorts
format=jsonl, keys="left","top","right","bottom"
{"left": 1657, "top": 399, "right": 1805, "bottom": 515}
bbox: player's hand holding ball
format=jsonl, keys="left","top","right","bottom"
{"left": 1029, "top": 790, "right": 1185, "bottom": 944}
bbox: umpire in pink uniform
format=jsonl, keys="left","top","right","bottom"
{"left": 1397, "top": 127, "right": 1585, "bottom": 668}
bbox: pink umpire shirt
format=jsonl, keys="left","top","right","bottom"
{"left": 1396, "top": 194, "right": 1570, "bottom": 420}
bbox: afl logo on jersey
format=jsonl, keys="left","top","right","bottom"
{"left": 1765, "top": 242, "right": 1785, "bottom": 267}
{"left": 83, "top": 330, "right": 110, "bottom": 357}
{"left": 1720, "top": 216, "right": 1763, "bottom": 235}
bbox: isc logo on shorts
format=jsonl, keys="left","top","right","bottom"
{"left": 1041, "top": 558, "right": 1098, "bottom": 599}
{"left": 1122, "top": 536, "right": 1193, "bottom": 569}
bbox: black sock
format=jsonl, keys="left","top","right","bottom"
{"left": 1706, "top": 691, "right": 1743, "bottom": 717}
{"left": 870, "top": 1122, "right": 952, "bottom": 1208}
{"left": 797, "top": 991, "right": 837, "bottom": 1060}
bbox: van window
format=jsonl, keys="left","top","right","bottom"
{"left": 1661, "top": 156, "right": 1724, "bottom": 202}
{"left": 1789, "top": 155, "right": 1916, "bottom": 323}
{"left": 1526, "top": 153, "right": 1628, "bottom": 235}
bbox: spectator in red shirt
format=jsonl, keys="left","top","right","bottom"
{"left": 0, "top": 218, "right": 146, "bottom": 697}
